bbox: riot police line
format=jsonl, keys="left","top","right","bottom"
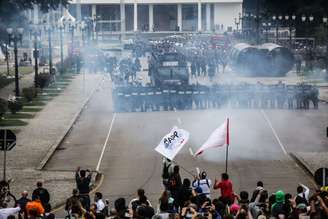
{"left": 112, "top": 83, "right": 319, "bottom": 113}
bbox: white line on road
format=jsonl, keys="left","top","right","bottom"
{"left": 260, "top": 110, "right": 288, "bottom": 156}
{"left": 96, "top": 113, "right": 116, "bottom": 171}
{"left": 177, "top": 117, "right": 182, "bottom": 124}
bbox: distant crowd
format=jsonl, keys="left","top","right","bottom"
{"left": 0, "top": 162, "right": 327, "bottom": 219}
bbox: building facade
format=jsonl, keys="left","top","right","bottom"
{"left": 68, "top": 0, "right": 243, "bottom": 33}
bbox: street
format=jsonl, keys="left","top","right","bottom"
{"left": 45, "top": 75, "right": 328, "bottom": 214}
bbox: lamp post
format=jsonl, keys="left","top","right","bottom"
{"left": 301, "top": 15, "right": 314, "bottom": 47}
{"left": 323, "top": 16, "right": 328, "bottom": 76}
{"left": 272, "top": 15, "right": 278, "bottom": 43}
{"left": 32, "top": 27, "right": 41, "bottom": 87}
{"left": 45, "top": 25, "right": 53, "bottom": 76}
{"left": 80, "top": 21, "right": 87, "bottom": 45}
{"left": 58, "top": 22, "right": 64, "bottom": 75}
{"left": 287, "top": 15, "right": 296, "bottom": 48}
{"left": 262, "top": 22, "right": 271, "bottom": 42}
{"left": 234, "top": 17, "right": 240, "bottom": 37}
{"left": 5, "top": 42, "right": 10, "bottom": 77}
{"left": 6, "top": 27, "right": 24, "bottom": 97}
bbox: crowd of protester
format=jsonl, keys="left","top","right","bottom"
{"left": 1, "top": 161, "right": 327, "bottom": 219}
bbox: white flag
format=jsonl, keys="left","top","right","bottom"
{"left": 155, "top": 126, "right": 190, "bottom": 160}
{"left": 195, "top": 118, "right": 229, "bottom": 156}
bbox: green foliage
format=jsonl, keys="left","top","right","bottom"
{"left": 22, "top": 87, "right": 37, "bottom": 102}
{"left": 0, "top": 99, "right": 8, "bottom": 118}
{"left": 8, "top": 99, "right": 23, "bottom": 114}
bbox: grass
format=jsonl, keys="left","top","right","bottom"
{"left": 0, "top": 119, "right": 28, "bottom": 127}
{"left": 5, "top": 113, "right": 35, "bottom": 119}
{"left": 21, "top": 107, "right": 43, "bottom": 112}
{"left": 0, "top": 66, "right": 33, "bottom": 76}
{"left": 23, "top": 101, "right": 46, "bottom": 107}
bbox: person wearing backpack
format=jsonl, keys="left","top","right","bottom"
{"left": 192, "top": 171, "right": 212, "bottom": 198}
{"left": 167, "top": 165, "right": 182, "bottom": 209}
{"left": 295, "top": 183, "right": 310, "bottom": 205}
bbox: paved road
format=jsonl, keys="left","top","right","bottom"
{"left": 45, "top": 77, "right": 328, "bottom": 215}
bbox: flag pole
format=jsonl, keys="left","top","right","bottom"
{"left": 225, "top": 118, "right": 230, "bottom": 173}
{"left": 171, "top": 160, "right": 195, "bottom": 177}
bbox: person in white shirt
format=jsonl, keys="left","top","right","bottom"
{"left": 295, "top": 183, "right": 310, "bottom": 205}
{"left": 192, "top": 171, "right": 212, "bottom": 198}
{"left": 128, "top": 188, "right": 152, "bottom": 210}
{"left": 94, "top": 192, "right": 105, "bottom": 213}
{"left": 0, "top": 206, "right": 21, "bottom": 219}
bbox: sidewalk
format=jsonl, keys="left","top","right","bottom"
{"left": 0, "top": 73, "right": 103, "bottom": 208}
{"left": 291, "top": 152, "right": 328, "bottom": 177}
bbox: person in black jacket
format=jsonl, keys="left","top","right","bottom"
{"left": 32, "top": 182, "right": 50, "bottom": 209}
{"left": 178, "top": 178, "right": 192, "bottom": 209}
{"left": 17, "top": 191, "right": 31, "bottom": 219}
{"left": 75, "top": 167, "right": 92, "bottom": 211}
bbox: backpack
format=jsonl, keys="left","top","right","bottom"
{"left": 197, "top": 179, "right": 210, "bottom": 189}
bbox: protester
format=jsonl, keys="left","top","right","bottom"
{"left": 295, "top": 183, "right": 310, "bottom": 205}
{"left": 0, "top": 206, "right": 21, "bottom": 219}
{"left": 94, "top": 192, "right": 105, "bottom": 214}
{"left": 192, "top": 171, "right": 212, "bottom": 198}
{"left": 213, "top": 173, "right": 234, "bottom": 205}
{"left": 250, "top": 181, "right": 264, "bottom": 203}
{"left": 129, "top": 189, "right": 152, "bottom": 210}
{"left": 31, "top": 182, "right": 50, "bottom": 209}
{"left": 75, "top": 167, "right": 92, "bottom": 211}
{"left": 65, "top": 189, "right": 83, "bottom": 216}
{"left": 16, "top": 191, "right": 30, "bottom": 219}
{"left": 167, "top": 165, "right": 182, "bottom": 208}
{"left": 25, "top": 196, "right": 45, "bottom": 217}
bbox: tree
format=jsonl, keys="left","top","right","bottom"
{"left": 0, "top": 0, "right": 69, "bottom": 44}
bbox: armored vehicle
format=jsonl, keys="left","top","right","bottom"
{"left": 149, "top": 51, "right": 189, "bottom": 86}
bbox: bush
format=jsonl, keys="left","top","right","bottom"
{"left": 0, "top": 98, "right": 8, "bottom": 118}
{"left": 8, "top": 99, "right": 23, "bottom": 114}
{"left": 22, "top": 87, "right": 37, "bottom": 102}
{"left": 36, "top": 73, "right": 52, "bottom": 89}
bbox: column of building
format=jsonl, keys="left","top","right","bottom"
{"left": 133, "top": 0, "right": 138, "bottom": 31}
{"left": 206, "top": 3, "right": 211, "bottom": 31}
{"left": 149, "top": 4, "right": 153, "bottom": 32}
{"left": 177, "top": 4, "right": 182, "bottom": 31}
{"left": 198, "top": 0, "right": 202, "bottom": 31}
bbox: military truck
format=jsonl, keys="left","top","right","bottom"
{"left": 149, "top": 51, "right": 189, "bottom": 87}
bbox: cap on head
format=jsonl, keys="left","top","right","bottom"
{"left": 275, "top": 190, "right": 285, "bottom": 203}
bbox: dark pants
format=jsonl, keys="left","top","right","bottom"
{"left": 80, "top": 194, "right": 90, "bottom": 211}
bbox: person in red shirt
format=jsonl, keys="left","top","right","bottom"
{"left": 213, "top": 173, "right": 234, "bottom": 205}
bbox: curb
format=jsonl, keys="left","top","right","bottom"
{"left": 51, "top": 172, "right": 104, "bottom": 213}
{"left": 37, "top": 75, "right": 104, "bottom": 170}
{"left": 289, "top": 152, "right": 315, "bottom": 177}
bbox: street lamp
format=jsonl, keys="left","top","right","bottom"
{"left": 301, "top": 15, "right": 314, "bottom": 47}
{"left": 80, "top": 21, "right": 87, "bottom": 45}
{"left": 59, "top": 8, "right": 76, "bottom": 72}
{"left": 234, "top": 17, "right": 240, "bottom": 36}
{"left": 272, "top": 15, "right": 279, "bottom": 43}
{"left": 57, "top": 21, "right": 64, "bottom": 74}
{"left": 31, "top": 26, "right": 41, "bottom": 87}
{"left": 6, "top": 27, "right": 24, "bottom": 96}
{"left": 262, "top": 22, "right": 271, "bottom": 42}
{"left": 44, "top": 25, "right": 53, "bottom": 76}
{"left": 323, "top": 16, "right": 328, "bottom": 76}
